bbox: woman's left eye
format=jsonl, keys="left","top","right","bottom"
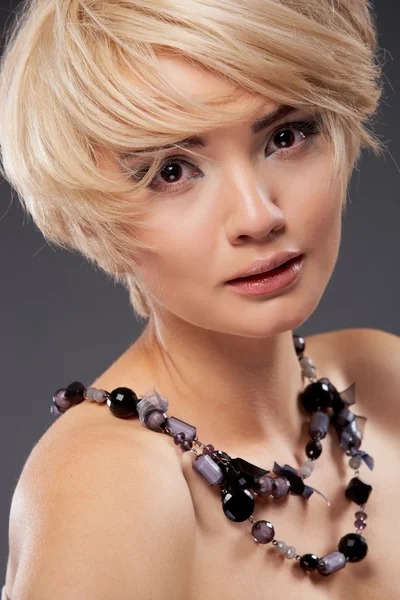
{"left": 138, "top": 119, "right": 320, "bottom": 193}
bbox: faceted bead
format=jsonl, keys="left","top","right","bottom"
{"left": 107, "top": 387, "right": 139, "bottom": 418}
{"left": 309, "top": 410, "right": 330, "bottom": 440}
{"left": 306, "top": 439, "right": 322, "bottom": 459}
{"left": 52, "top": 388, "right": 71, "bottom": 414}
{"left": 300, "top": 380, "right": 332, "bottom": 412}
{"left": 222, "top": 489, "right": 254, "bottom": 522}
{"left": 181, "top": 440, "right": 193, "bottom": 452}
{"left": 271, "top": 476, "right": 290, "bottom": 499}
{"left": 192, "top": 454, "right": 223, "bottom": 486}
{"left": 349, "top": 455, "right": 362, "bottom": 469}
{"left": 137, "top": 391, "right": 168, "bottom": 425}
{"left": 355, "top": 510, "right": 368, "bottom": 521}
{"left": 299, "top": 356, "right": 316, "bottom": 378}
{"left": 203, "top": 444, "right": 215, "bottom": 456}
{"left": 166, "top": 416, "right": 197, "bottom": 442}
{"left": 354, "top": 519, "right": 367, "bottom": 530}
{"left": 318, "top": 551, "right": 347, "bottom": 575}
{"left": 252, "top": 474, "right": 274, "bottom": 496}
{"left": 338, "top": 533, "right": 368, "bottom": 562}
{"left": 285, "top": 546, "right": 297, "bottom": 559}
{"left": 251, "top": 520, "right": 275, "bottom": 544}
{"left": 65, "top": 381, "right": 86, "bottom": 400}
{"left": 173, "top": 432, "right": 185, "bottom": 445}
{"left": 144, "top": 409, "right": 167, "bottom": 432}
{"left": 86, "top": 387, "right": 107, "bottom": 403}
{"left": 300, "top": 553, "right": 320, "bottom": 572}
{"left": 345, "top": 477, "right": 373, "bottom": 505}
{"left": 293, "top": 334, "right": 305, "bottom": 355}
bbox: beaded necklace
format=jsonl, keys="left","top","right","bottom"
{"left": 52, "top": 333, "right": 374, "bottom": 577}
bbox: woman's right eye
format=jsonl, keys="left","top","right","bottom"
{"left": 135, "top": 158, "right": 203, "bottom": 193}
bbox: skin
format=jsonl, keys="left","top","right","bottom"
{"left": 111, "top": 54, "right": 346, "bottom": 460}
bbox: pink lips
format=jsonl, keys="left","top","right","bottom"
{"left": 226, "top": 254, "right": 305, "bottom": 296}
{"left": 226, "top": 251, "right": 303, "bottom": 282}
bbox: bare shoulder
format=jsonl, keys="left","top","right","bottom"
{"left": 7, "top": 400, "right": 196, "bottom": 599}
{"left": 305, "top": 327, "right": 400, "bottom": 426}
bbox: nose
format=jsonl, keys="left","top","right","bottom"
{"left": 224, "top": 161, "right": 285, "bottom": 242}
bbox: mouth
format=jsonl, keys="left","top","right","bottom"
{"left": 230, "top": 255, "right": 301, "bottom": 282}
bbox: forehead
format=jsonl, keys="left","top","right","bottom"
{"left": 131, "top": 53, "right": 278, "bottom": 121}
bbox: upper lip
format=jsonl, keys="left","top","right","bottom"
{"left": 226, "top": 251, "right": 303, "bottom": 281}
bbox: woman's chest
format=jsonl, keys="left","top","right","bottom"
{"left": 183, "top": 423, "right": 398, "bottom": 600}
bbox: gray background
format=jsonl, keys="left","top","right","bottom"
{"left": 0, "top": 0, "right": 399, "bottom": 584}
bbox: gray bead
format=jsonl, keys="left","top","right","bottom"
{"left": 137, "top": 389, "right": 169, "bottom": 426}
{"left": 309, "top": 410, "right": 330, "bottom": 439}
{"left": 299, "top": 356, "right": 316, "bottom": 378}
{"left": 144, "top": 409, "right": 167, "bottom": 432}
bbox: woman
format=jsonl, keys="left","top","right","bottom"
{"left": 1, "top": 0, "right": 399, "bottom": 598}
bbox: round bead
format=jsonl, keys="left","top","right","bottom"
{"left": 300, "top": 380, "right": 332, "bottom": 412}
{"left": 299, "top": 356, "right": 316, "bottom": 378}
{"left": 203, "top": 444, "right": 215, "bottom": 456}
{"left": 285, "top": 546, "right": 297, "bottom": 559}
{"left": 52, "top": 388, "right": 70, "bottom": 414}
{"left": 306, "top": 439, "right": 322, "bottom": 459}
{"left": 300, "top": 553, "right": 320, "bottom": 572}
{"left": 107, "top": 387, "right": 139, "bottom": 418}
{"left": 293, "top": 335, "right": 305, "bottom": 355}
{"left": 299, "top": 466, "right": 312, "bottom": 479}
{"left": 252, "top": 474, "right": 274, "bottom": 496}
{"left": 271, "top": 476, "right": 290, "bottom": 499}
{"left": 222, "top": 489, "right": 255, "bottom": 522}
{"left": 338, "top": 533, "right": 368, "bottom": 562}
{"left": 275, "top": 540, "right": 289, "bottom": 554}
{"left": 303, "top": 458, "right": 316, "bottom": 471}
{"left": 355, "top": 510, "right": 367, "bottom": 521}
{"left": 251, "top": 520, "right": 275, "bottom": 544}
{"left": 144, "top": 409, "right": 167, "bottom": 432}
{"left": 173, "top": 432, "right": 185, "bottom": 445}
{"left": 354, "top": 519, "right": 367, "bottom": 530}
{"left": 181, "top": 440, "right": 193, "bottom": 452}
{"left": 349, "top": 455, "right": 362, "bottom": 469}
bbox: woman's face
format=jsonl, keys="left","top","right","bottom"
{"left": 125, "top": 56, "right": 344, "bottom": 336}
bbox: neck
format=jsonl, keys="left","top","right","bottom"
{"left": 130, "top": 313, "right": 308, "bottom": 461}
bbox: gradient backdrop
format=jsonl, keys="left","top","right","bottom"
{"left": 0, "top": 0, "right": 399, "bottom": 583}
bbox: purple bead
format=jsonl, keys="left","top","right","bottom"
{"left": 317, "top": 551, "right": 347, "bottom": 576}
{"left": 271, "top": 476, "right": 290, "bottom": 499}
{"left": 355, "top": 510, "right": 367, "bottom": 521}
{"left": 251, "top": 520, "right": 275, "bottom": 544}
{"left": 166, "top": 416, "right": 197, "bottom": 442}
{"left": 192, "top": 454, "right": 223, "bottom": 486}
{"left": 203, "top": 444, "right": 215, "bottom": 456}
{"left": 144, "top": 409, "right": 167, "bottom": 432}
{"left": 173, "top": 432, "right": 185, "bottom": 445}
{"left": 253, "top": 474, "right": 274, "bottom": 496}
{"left": 181, "top": 440, "right": 193, "bottom": 452}
{"left": 52, "top": 388, "right": 71, "bottom": 413}
{"left": 354, "top": 519, "right": 367, "bottom": 530}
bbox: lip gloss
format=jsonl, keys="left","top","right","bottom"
{"left": 226, "top": 255, "right": 305, "bottom": 296}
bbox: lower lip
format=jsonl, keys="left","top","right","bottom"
{"left": 226, "top": 255, "right": 305, "bottom": 296}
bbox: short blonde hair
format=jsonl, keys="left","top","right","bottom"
{"left": 0, "top": 0, "right": 385, "bottom": 321}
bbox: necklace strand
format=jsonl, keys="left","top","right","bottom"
{"left": 51, "top": 332, "right": 374, "bottom": 577}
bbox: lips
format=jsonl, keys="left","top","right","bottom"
{"left": 227, "top": 252, "right": 303, "bottom": 282}
{"left": 234, "top": 257, "right": 296, "bottom": 281}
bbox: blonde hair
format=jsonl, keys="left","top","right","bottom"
{"left": 0, "top": 0, "right": 385, "bottom": 321}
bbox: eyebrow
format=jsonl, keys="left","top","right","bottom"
{"left": 121, "top": 104, "right": 298, "bottom": 157}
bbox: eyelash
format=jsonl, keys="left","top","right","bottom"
{"left": 134, "top": 119, "right": 320, "bottom": 194}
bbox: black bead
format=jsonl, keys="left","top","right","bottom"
{"left": 338, "top": 533, "right": 368, "bottom": 562}
{"left": 293, "top": 334, "right": 305, "bottom": 356}
{"left": 65, "top": 381, "right": 86, "bottom": 406}
{"left": 345, "top": 477, "right": 373, "bottom": 505}
{"left": 222, "top": 488, "right": 255, "bottom": 522}
{"left": 300, "top": 553, "right": 320, "bottom": 571}
{"left": 300, "top": 380, "right": 332, "bottom": 412}
{"left": 107, "top": 387, "right": 139, "bottom": 418}
{"left": 306, "top": 439, "right": 322, "bottom": 459}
